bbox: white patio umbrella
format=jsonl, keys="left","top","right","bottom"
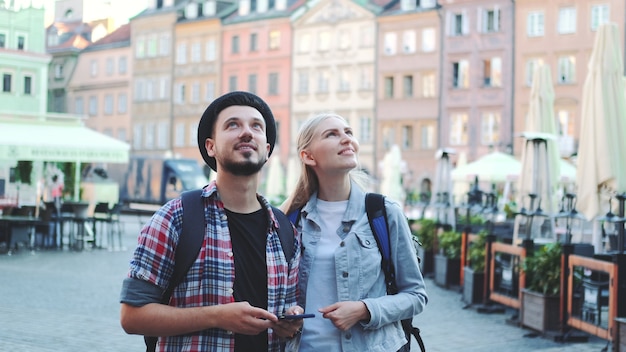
{"left": 379, "top": 144, "right": 406, "bottom": 207}
{"left": 451, "top": 151, "right": 520, "bottom": 184}
{"left": 515, "top": 65, "right": 560, "bottom": 242}
{"left": 576, "top": 23, "right": 626, "bottom": 222}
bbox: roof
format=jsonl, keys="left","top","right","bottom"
{"left": 84, "top": 24, "right": 131, "bottom": 51}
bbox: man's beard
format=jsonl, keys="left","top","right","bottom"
{"left": 221, "top": 158, "right": 266, "bottom": 176}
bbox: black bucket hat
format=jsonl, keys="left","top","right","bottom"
{"left": 197, "top": 91, "right": 276, "bottom": 171}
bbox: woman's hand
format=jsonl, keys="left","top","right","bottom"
{"left": 273, "top": 305, "right": 305, "bottom": 338}
{"left": 318, "top": 301, "right": 370, "bottom": 331}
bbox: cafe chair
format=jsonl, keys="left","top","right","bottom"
{"left": 581, "top": 271, "right": 610, "bottom": 326}
{"left": 92, "top": 202, "right": 123, "bottom": 251}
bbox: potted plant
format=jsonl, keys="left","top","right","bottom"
{"left": 520, "top": 242, "right": 562, "bottom": 333}
{"left": 434, "top": 229, "right": 462, "bottom": 288}
{"left": 410, "top": 218, "right": 436, "bottom": 276}
{"left": 463, "top": 230, "right": 487, "bottom": 305}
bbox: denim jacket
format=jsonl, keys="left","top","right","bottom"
{"left": 286, "top": 182, "right": 428, "bottom": 352}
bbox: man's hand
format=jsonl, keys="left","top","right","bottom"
{"left": 318, "top": 301, "right": 370, "bottom": 331}
{"left": 273, "top": 305, "right": 305, "bottom": 338}
{"left": 216, "top": 302, "right": 278, "bottom": 335}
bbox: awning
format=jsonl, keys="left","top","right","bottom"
{"left": 0, "top": 120, "right": 130, "bottom": 163}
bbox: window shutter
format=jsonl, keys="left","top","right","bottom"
{"left": 494, "top": 6, "right": 500, "bottom": 31}
{"left": 477, "top": 8, "right": 483, "bottom": 32}
{"left": 462, "top": 10, "right": 469, "bottom": 35}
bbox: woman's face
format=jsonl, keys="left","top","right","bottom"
{"left": 302, "top": 116, "right": 359, "bottom": 173}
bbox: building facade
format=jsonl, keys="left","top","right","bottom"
{"left": 67, "top": 24, "right": 132, "bottom": 143}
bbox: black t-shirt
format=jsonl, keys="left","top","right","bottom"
{"left": 225, "top": 208, "right": 269, "bottom": 352}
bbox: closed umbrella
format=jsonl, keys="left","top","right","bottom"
{"left": 516, "top": 64, "right": 560, "bottom": 241}
{"left": 380, "top": 144, "right": 406, "bottom": 207}
{"left": 576, "top": 23, "right": 626, "bottom": 222}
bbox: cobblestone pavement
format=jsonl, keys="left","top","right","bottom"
{"left": 0, "top": 214, "right": 612, "bottom": 351}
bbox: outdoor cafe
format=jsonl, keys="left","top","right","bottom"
{"left": 0, "top": 114, "right": 129, "bottom": 255}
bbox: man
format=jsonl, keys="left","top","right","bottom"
{"left": 120, "top": 91, "right": 303, "bottom": 351}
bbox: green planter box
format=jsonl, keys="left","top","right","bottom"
{"left": 434, "top": 253, "right": 460, "bottom": 288}
{"left": 463, "top": 266, "right": 484, "bottom": 305}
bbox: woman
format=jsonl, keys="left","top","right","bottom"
{"left": 282, "top": 113, "right": 428, "bottom": 351}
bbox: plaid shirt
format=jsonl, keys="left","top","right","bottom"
{"left": 128, "top": 181, "right": 300, "bottom": 352}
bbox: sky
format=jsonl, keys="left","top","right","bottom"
{"left": 16, "top": 0, "right": 150, "bottom": 26}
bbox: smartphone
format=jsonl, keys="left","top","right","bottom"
{"left": 279, "top": 313, "right": 315, "bottom": 320}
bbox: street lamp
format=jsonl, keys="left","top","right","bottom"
{"left": 597, "top": 196, "right": 626, "bottom": 253}
{"left": 554, "top": 193, "right": 585, "bottom": 244}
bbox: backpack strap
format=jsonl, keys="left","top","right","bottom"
{"left": 145, "top": 189, "right": 205, "bottom": 352}
{"left": 271, "top": 206, "right": 295, "bottom": 262}
{"left": 365, "top": 193, "right": 397, "bottom": 294}
{"left": 365, "top": 193, "right": 426, "bottom": 352}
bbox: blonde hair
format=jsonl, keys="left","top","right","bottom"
{"left": 281, "top": 113, "right": 370, "bottom": 214}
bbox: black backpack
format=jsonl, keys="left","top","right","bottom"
{"left": 288, "top": 193, "right": 425, "bottom": 352}
{"left": 144, "top": 189, "right": 295, "bottom": 352}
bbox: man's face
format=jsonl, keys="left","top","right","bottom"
{"left": 205, "top": 105, "right": 270, "bottom": 176}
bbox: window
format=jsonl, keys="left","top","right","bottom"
{"left": 54, "top": 64, "right": 64, "bottom": 78}
{"left": 104, "top": 94, "right": 114, "bottom": 115}
{"left": 231, "top": 35, "right": 239, "bottom": 54}
{"left": 422, "top": 28, "right": 435, "bottom": 52}
{"left": 359, "top": 67, "right": 373, "bottom": 90}
{"left": 317, "top": 70, "right": 329, "bottom": 93}
{"left": 135, "top": 36, "right": 145, "bottom": 58}
{"left": 483, "top": 57, "right": 502, "bottom": 87}
{"left": 449, "top": 11, "right": 468, "bottom": 36}
{"left": 205, "top": 81, "right": 216, "bottom": 102}
{"left": 0, "top": 33, "right": 5, "bottom": 48}
{"left": 191, "top": 83, "right": 200, "bottom": 103}
{"left": 269, "top": 30, "right": 280, "bottom": 50}
{"left": 557, "top": 56, "right": 576, "bottom": 84}
{"left": 147, "top": 35, "right": 157, "bottom": 57}
{"left": 118, "top": 93, "right": 127, "bottom": 113}
{"left": 298, "top": 33, "right": 311, "bottom": 53}
{"left": 133, "top": 124, "right": 142, "bottom": 149}
{"left": 558, "top": 7, "right": 576, "bottom": 34}
{"left": 403, "top": 75, "right": 413, "bottom": 97}
{"left": 359, "top": 116, "right": 372, "bottom": 142}
{"left": 382, "top": 126, "right": 394, "bottom": 149}
{"left": 383, "top": 32, "right": 397, "bottom": 55}
{"left": 134, "top": 80, "right": 144, "bottom": 101}
{"left": 420, "top": 124, "right": 435, "bottom": 150}
{"left": 2, "top": 73, "right": 11, "bottom": 92}
{"left": 146, "top": 79, "right": 155, "bottom": 101}
{"left": 402, "top": 30, "right": 416, "bottom": 53}
{"left": 338, "top": 68, "right": 350, "bottom": 92}
{"left": 106, "top": 58, "right": 114, "bottom": 75}
{"left": 479, "top": 8, "right": 500, "bottom": 33}
{"left": 318, "top": 31, "right": 330, "bottom": 51}
{"left": 525, "top": 58, "right": 544, "bottom": 86}
{"left": 205, "top": 39, "right": 216, "bottom": 61}
{"left": 189, "top": 123, "right": 198, "bottom": 146}
{"left": 118, "top": 56, "right": 127, "bottom": 74}
{"left": 297, "top": 71, "right": 309, "bottom": 94}
{"left": 422, "top": 72, "right": 436, "bottom": 97}
{"left": 185, "top": 2, "right": 198, "bottom": 18}
{"left": 75, "top": 97, "right": 84, "bottom": 114}
{"left": 90, "top": 60, "right": 98, "bottom": 77}
{"left": 591, "top": 5, "right": 609, "bottom": 31}
{"left": 384, "top": 76, "right": 394, "bottom": 98}
{"left": 88, "top": 96, "right": 98, "bottom": 116}
{"left": 450, "top": 113, "right": 468, "bottom": 146}
{"left": 17, "top": 35, "right": 25, "bottom": 50}
{"left": 117, "top": 128, "right": 127, "bottom": 142}
{"left": 159, "top": 33, "right": 171, "bottom": 56}
{"left": 229, "top": 75, "right": 237, "bottom": 91}
{"left": 248, "top": 74, "right": 258, "bottom": 94}
{"left": 175, "top": 123, "right": 185, "bottom": 147}
{"left": 268, "top": 72, "right": 279, "bottom": 95}
{"left": 401, "top": 125, "right": 413, "bottom": 149}
{"left": 175, "top": 83, "right": 185, "bottom": 104}
{"left": 23, "top": 76, "right": 32, "bottom": 95}
{"left": 159, "top": 77, "right": 170, "bottom": 99}
{"left": 339, "top": 30, "right": 351, "bottom": 50}
{"left": 527, "top": 11, "right": 545, "bottom": 37}
{"left": 146, "top": 123, "right": 156, "bottom": 149}
{"left": 359, "top": 25, "right": 374, "bottom": 48}
{"left": 176, "top": 43, "right": 187, "bottom": 64}
{"left": 557, "top": 110, "right": 574, "bottom": 137}
{"left": 452, "top": 60, "right": 469, "bottom": 88}
{"left": 481, "top": 112, "right": 500, "bottom": 145}
{"left": 250, "top": 33, "right": 258, "bottom": 51}
{"left": 191, "top": 42, "right": 201, "bottom": 62}
{"left": 157, "top": 122, "right": 168, "bottom": 149}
